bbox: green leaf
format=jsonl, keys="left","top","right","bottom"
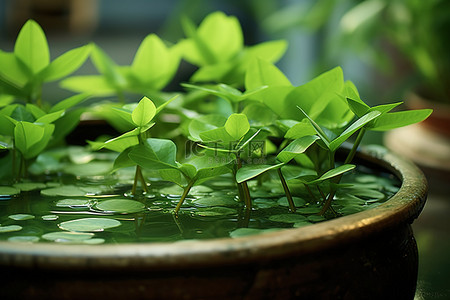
{"left": 297, "top": 107, "right": 330, "bottom": 147}
{"left": 9, "top": 214, "right": 35, "bottom": 221}
{"left": 58, "top": 218, "right": 121, "bottom": 232}
{"left": 42, "top": 231, "right": 94, "bottom": 242}
{"left": 368, "top": 109, "right": 433, "bottom": 131}
{"left": 14, "top": 20, "right": 50, "bottom": 74}
{"left": 14, "top": 121, "right": 45, "bottom": 154}
{"left": 236, "top": 162, "right": 284, "bottom": 183}
{"left": 0, "top": 50, "right": 29, "bottom": 86}
{"left": 131, "top": 34, "right": 180, "bottom": 90}
{"left": 0, "top": 186, "right": 21, "bottom": 196}
{"left": 40, "top": 44, "right": 91, "bottom": 82}
{"left": 199, "top": 126, "right": 234, "bottom": 143}
{"left": 25, "top": 103, "right": 46, "bottom": 119}
{"left": 132, "top": 97, "right": 156, "bottom": 127}
{"left": 284, "top": 119, "right": 317, "bottom": 139}
{"left": 89, "top": 128, "right": 140, "bottom": 152}
{"left": 188, "top": 114, "right": 226, "bottom": 141}
{"left": 346, "top": 97, "right": 370, "bottom": 117}
{"left": 245, "top": 58, "right": 291, "bottom": 90}
{"left": 95, "top": 199, "right": 146, "bottom": 214}
{"left": 35, "top": 110, "right": 65, "bottom": 124}
{"left": 308, "top": 164, "right": 356, "bottom": 184}
{"left": 49, "top": 93, "right": 90, "bottom": 113}
{"left": 329, "top": 110, "right": 382, "bottom": 151}
{"left": 224, "top": 113, "right": 250, "bottom": 140}
{"left": 60, "top": 75, "right": 116, "bottom": 95}
{"left": 159, "top": 169, "right": 186, "bottom": 187}
{"left": 129, "top": 138, "right": 178, "bottom": 170}
{"left": 277, "top": 135, "right": 319, "bottom": 163}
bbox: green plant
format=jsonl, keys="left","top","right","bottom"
{"left": 0, "top": 11, "right": 433, "bottom": 220}
{"left": 0, "top": 20, "right": 91, "bottom": 107}
{"left": 89, "top": 96, "right": 176, "bottom": 195}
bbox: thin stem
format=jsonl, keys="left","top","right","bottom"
{"left": 137, "top": 166, "right": 148, "bottom": 193}
{"left": 131, "top": 166, "right": 139, "bottom": 195}
{"left": 12, "top": 147, "right": 16, "bottom": 181}
{"left": 304, "top": 183, "right": 318, "bottom": 203}
{"left": 277, "top": 168, "right": 296, "bottom": 212}
{"left": 241, "top": 181, "right": 252, "bottom": 210}
{"left": 344, "top": 128, "right": 366, "bottom": 164}
{"left": 319, "top": 128, "right": 367, "bottom": 215}
{"left": 174, "top": 180, "right": 195, "bottom": 215}
{"left": 235, "top": 153, "right": 252, "bottom": 210}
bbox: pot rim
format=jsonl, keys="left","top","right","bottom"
{"left": 0, "top": 147, "right": 428, "bottom": 270}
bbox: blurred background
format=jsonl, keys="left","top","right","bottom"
{"left": 1, "top": 0, "right": 449, "bottom": 299}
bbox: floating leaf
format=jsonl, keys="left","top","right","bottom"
{"left": 0, "top": 225, "right": 22, "bottom": 233}
{"left": 42, "top": 231, "right": 94, "bottom": 242}
{"left": 55, "top": 199, "right": 91, "bottom": 208}
{"left": 13, "top": 182, "right": 47, "bottom": 191}
{"left": 41, "top": 185, "right": 87, "bottom": 197}
{"left": 277, "top": 197, "right": 306, "bottom": 207}
{"left": 83, "top": 238, "right": 105, "bottom": 244}
{"left": 192, "top": 196, "right": 237, "bottom": 207}
{"left": 8, "top": 214, "right": 35, "bottom": 221}
{"left": 8, "top": 236, "right": 39, "bottom": 243}
{"left": 58, "top": 218, "right": 121, "bottom": 232}
{"left": 229, "top": 227, "right": 280, "bottom": 238}
{"left": 0, "top": 186, "right": 20, "bottom": 196}
{"left": 194, "top": 207, "right": 237, "bottom": 217}
{"left": 95, "top": 199, "right": 146, "bottom": 214}
{"left": 268, "top": 214, "right": 307, "bottom": 223}
{"left": 42, "top": 214, "right": 59, "bottom": 221}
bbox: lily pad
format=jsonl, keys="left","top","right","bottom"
{"left": 13, "top": 182, "right": 47, "bottom": 191}
{"left": 229, "top": 227, "right": 280, "bottom": 238}
{"left": 41, "top": 185, "right": 87, "bottom": 197}
{"left": 83, "top": 238, "right": 105, "bottom": 244}
{"left": 194, "top": 207, "right": 237, "bottom": 217}
{"left": 192, "top": 196, "right": 237, "bottom": 207}
{"left": 63, "top": 161, "right": 113, "bottom": 176}
{"left": 268, "top": 214, "right": 307, "bottom": 223}
{"left": 95, "top": 199, "right": 146, "bottom": 214}
{"left": 8, "top": 236, "right": 40, "bottom": 243}
{"left": 277, "top": 197, "right": 306, "bottom": 207}
{"left": 254, "top": 198, "right": 278, "bottom": 209}
{"left": 58, "top": 218, "right": 121, "bottom": 232}
{"left": 0, "top": 225, "right": 23, "bottom": 233}
{"left": 42, "top": 231, "right": 94, "bottom": 242}
{"left": 296, "top": 206, "right": 322, "bottom": 214}
{"left": 55, "top": 199, "right": 91, "bottom": 208}
{"left": 8, "top": 214, "right": 35, "bottom": 221}
{"left": 42, "top": 214, "right": 59, "bottom": 221}
{"left": 0, "top": 186, "right": 20, "bottom": 196}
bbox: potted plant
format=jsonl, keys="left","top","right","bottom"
{"left": 0, "top": 12, "right": 431, "bottom": 299}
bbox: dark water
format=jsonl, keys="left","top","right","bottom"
{"left": 0, "top": 168, "right": 399, "bottom": 245}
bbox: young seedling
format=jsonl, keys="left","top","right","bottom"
{"left": 298, "top": 88, "right": 432, "bottom": 214}
{"left": 179, "top": 11, "right": 287, "bottom": 85}
{"left": 89, "top": 96, "right": 175, "bottom": 195}
{"left": 0, "top": 20, "right": 91, "bottom": 106}
{"left": 128, "top": 138, "right": 231, "bottom": 215}
{"left": 61, "top": 34, "right": 181, "bottom": 102}
{"left": 188, "top": 113, "right": 261, "bottom": 210}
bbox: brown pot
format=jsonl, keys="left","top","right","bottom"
{"left": 0, "top": 147, "right": 427, "bottom": 300}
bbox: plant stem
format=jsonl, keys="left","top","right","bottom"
{"left": 319, "top": 128, "right": 367, "bottom": 215}
{"left": 131, "top": 166, "right": 139, "bottom": 195}
{"left": 175, "top": 180, "right": 195, "bottom": 215}
{"left": 277, "top": 168, "right": 296, "bottom": 212}
{"left": 236, "top": 153, "right": 252, "bottom": 210}
{"left": 137, "top": 166, "right": 148, "bottom": 193}
{"left": 344, "top": 128, "right": 366, "bottom": 164}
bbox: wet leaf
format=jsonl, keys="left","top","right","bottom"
{"left": 277, "top": 197, "right": 306, "bottom": 207}
{"left": 55, "top": 199, "right": 91, "bottom": 208}
{"left": 58, "top": 218, "right": 121, "bottom": 232}
{"left": 0, "top": 186, "right": 20, "bottom": 196}
{"left": 41, "top": 185, "right": 87, "bottom": 197}
{"left": 8, "top": 236, "right": 39, "bottom": 242}
{"left": 42, "top": 231, "right": 94, "bottom": 242}
{"left": 9, "top": 214, "right": 35, "bottom": 221}
{"left": 268, "top": 214, "right": 307, "bottom": 223}
{"left": 95, "top": 199, "right": 146, "bottom": 214}
{"left": 194, "top": 207, "right": 237, "bottom": 217}
{"left": 0, "top": 225, "right": 23, "bottom": 233}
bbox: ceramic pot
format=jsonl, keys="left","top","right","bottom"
{"left": 0, "top": 147, "right": 427, "bottom": 300}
